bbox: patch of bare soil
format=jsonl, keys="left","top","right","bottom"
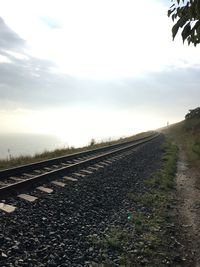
{"left": 176, "top": 146, "right": 200, "bottom": 266}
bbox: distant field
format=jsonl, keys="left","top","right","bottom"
{"left": 0, "top": 131, "right": 154, "bottom": 171}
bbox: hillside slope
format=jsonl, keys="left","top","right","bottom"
{"left": 164, "top": 107, "right": 200, "bottom": 167}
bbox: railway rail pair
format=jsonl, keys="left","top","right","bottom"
{"left": 0, "top": 133, "right": 159, "bottom": 211}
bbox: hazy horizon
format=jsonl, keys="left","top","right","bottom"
{"left": 0, "top": 129, "right": 155, "bottom": 159}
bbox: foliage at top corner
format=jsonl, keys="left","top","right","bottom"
{"left": 168, "top": 0, "right": 200, "bottom": 46}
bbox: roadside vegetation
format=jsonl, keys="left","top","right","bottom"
{"left": 164, "top": 107, "right": 200, "bottom": 168}
{"left": 0, "top": 131, "right": 153, "bottom": 171}
{"left": 89, "top": 137, "right": 180, "bottom": 266}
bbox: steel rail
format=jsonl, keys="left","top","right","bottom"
{"left": 0, "top": 133, "right": 159, "bottom": 198}
{"left": 0, "top": 132, "right": 156, "bottom": 179}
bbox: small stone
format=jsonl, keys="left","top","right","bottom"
{"left": 1, "top": 252, "right": 8, "bottom": 258}
{"left": 88, "top": 247, "right": 94, "bottom": 252}
{"left": 12, "top": 245, "right": 19, "bottom": 252}
{"left": 173, "top": 255, "right": 183, "bottom": 262}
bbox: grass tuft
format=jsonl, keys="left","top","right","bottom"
{"left": 163, "top": 115, "right": 200, "bottom": 168}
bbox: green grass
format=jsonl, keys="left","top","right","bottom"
{"left": 0, "top": 131, "right": 154, "bottom": 171}
{"left": 90, "top": 137, "right": 179, "bottom": 267}
{"left": 192, "top": 141, "right": 200, "bottom": 156}
{"left": 163, "top": 116, "right": 200, "bottom": 168}
{"left": 147, "top": 139, "right": 177, "bottom": 191}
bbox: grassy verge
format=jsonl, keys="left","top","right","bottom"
{"left": 89, "top": 138, "right": 180, "bottom": 267}
{"left": 164, "top": 117, "right": 200, "bottom": 168}
{"left": 0, "top": 131, "right": 153, "bottom": 171}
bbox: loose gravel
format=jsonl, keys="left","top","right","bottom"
{"left": 0, "top": 136, "right": 164, "bottom": 267}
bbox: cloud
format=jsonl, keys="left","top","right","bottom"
{"left": 0, "top": 17, "right": 25, "bottom": 52}
{"left": 107, "top": 67, "right": 200, "bottom": 115}
{"left": 0, "top": 17, "right": 73, "bottom": 109}
{"left": 0, "top": 10, "right": 199, "bottom": 122}
{"left": 0, "top": 48, "right": 199, "bottom": 120}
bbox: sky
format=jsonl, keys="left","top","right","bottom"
{"left": 0, "top": 0, "right": 200, "bottom": 147}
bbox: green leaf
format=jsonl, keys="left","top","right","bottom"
{"left": 168, "top": 8, "right": 176, "bottom": 17}
{"left": 172, "top": 24, "right": 180, "bottom": 39}
{"left": 189, "top": 3, "right": 196, "bottom": 19}
{"left": 196, "top": 21, "right": 200, "bottom": 35}
{"left": 169, "top": 0, "right": 200, "bottom": 46}
{"left": 197, "top": 0, "right": 200, "bottom": 16}
{"left": 172, "top": 13, "right": 177, "bottom": 21}
{"left": 182, "top": 22, "right": 191, "bottom": 42}
{"left": 192, "top": 20, "right": 200, "bottom": 33}
{"left": 176, "top": 14, "right": 189, "bottom": 27}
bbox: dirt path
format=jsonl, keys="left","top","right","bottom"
{"left": 176, "top": 147, "right": 200, "bottom": 266}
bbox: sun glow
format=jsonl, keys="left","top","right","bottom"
{"left": 0, "top": 107, "right": 167, "bottom": 147}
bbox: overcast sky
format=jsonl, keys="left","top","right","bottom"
{"left": 0, "top": 0, "right": 200, "bottom": 146}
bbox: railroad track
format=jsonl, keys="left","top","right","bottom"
{"left": 0, "top": 133, "right": 159, "bottom": 213}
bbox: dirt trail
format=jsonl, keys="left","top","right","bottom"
{"left": 176, "top": 147, "right": 200, "bottom": 266}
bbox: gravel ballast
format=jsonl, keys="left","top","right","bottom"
{"left": 0, "top": 136, "right": 164, "bottom": 267}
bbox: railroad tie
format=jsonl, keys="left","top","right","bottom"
{"left": 18, "top": 194, "right": 38, "bottom": 202}
{"left": 98, "top": 162, "right": 109, "bottom": 166}
{"left": 37, "top": 186, "right": 53, "bottom": 193}
{"left": 63, "top": 176, "right": 78, "bottom": 182}
{"left": 72, "top": 173, "right": 85, "bottom": 178}
{"left": 51, "top": 181, "right": 66, "bottom": 187}
{"left": 81, "top": 170, "right": 93, "bottom": 174}
{"left": 0, "top": 182, "right": 8, "bottom": 187}
{"left": 61, "top": 163, "right": 68, "bottom": 167}
{"left": 88, "top": 167, "right": 99, "bottom": 171}
{"left": 44, "top": 167, "right": 52, "bottom": 171}
{"left": 9, "top": 176, "right": 23, "bottom": 182}
{"left": 104, "top": 160, "right": 113, "bottom": 163}
{"left": 22, "top": 173, "right": 34, "bottom": 178}
{"left": 52, "top": 165, "right": 59, "bottom": 168}
{"left": 94, "top": 164, "right": 104, "bottom": 168}
{"left": 0, "top": 203, "right": 16, "bottom": 213}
